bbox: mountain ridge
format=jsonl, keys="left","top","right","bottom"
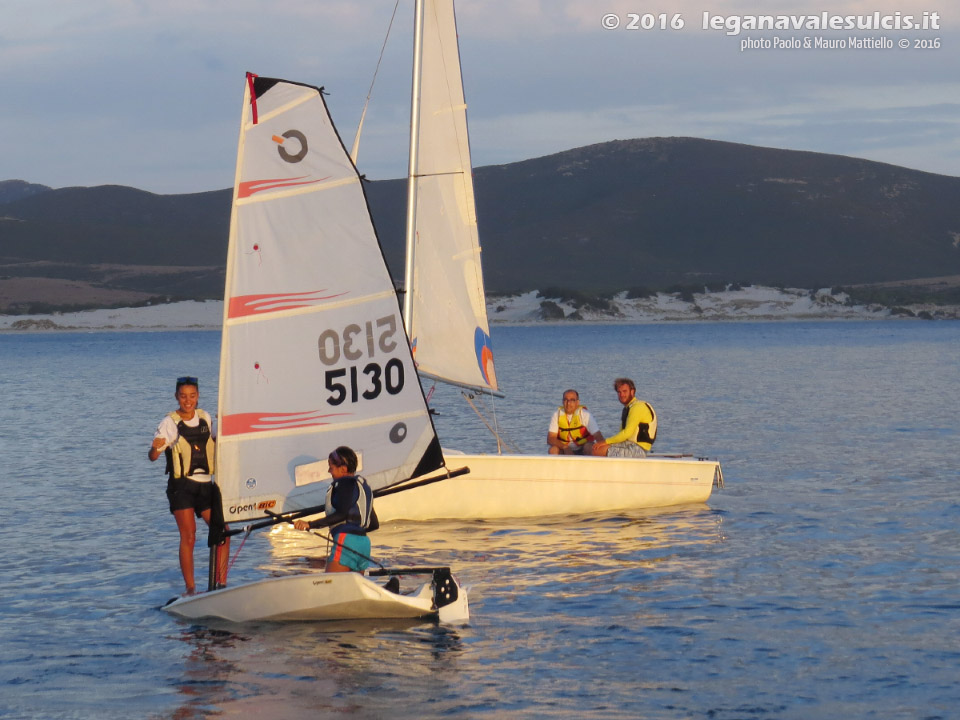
{"left": 1, "top": 137, "right": 958, "bottom": 312}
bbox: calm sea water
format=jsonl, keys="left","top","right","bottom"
{"left": 1, "top": 321, "right": 958, "bottom": 719}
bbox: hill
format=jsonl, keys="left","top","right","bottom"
{"left": 474, "top": 138, "right": 960, "bottom": 292}
{"left": 0, "top": 180, "right": 51, "bottom": 204}
{"left": 1, "top": 137, "right": 959, "bottom": 312}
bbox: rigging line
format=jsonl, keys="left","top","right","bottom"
{"left": 483, "top": 386, "right": 520, "bottom": 454}
{"left": 351, "top": 0, "right": 402, "bottom": 164}
{"left": 461, "top": 390, "right": 521, "bottom": 454}
{"left": 489, "top": 390, "right": 504, "bottom": 454}
{"left": 478, "top": 389, "right": 501, "bottom": 454}
{"left": 225, "top": 527, "right": 251, "bottom": 576}
{"left": 411, "top": 170, "right": 466, "bottom": 179}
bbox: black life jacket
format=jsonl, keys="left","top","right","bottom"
{"left": 164, "top": 410, "right": 215, "bottom": 478}
{"left": 622, "top": 401, "right": 657, "bottom": 446}
{"left": 324, "top": 474, "right": 374, "bottom": 534}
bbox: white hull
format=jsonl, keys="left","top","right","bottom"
{"left": 162, "top": 570, "right": 469, "bottom": 623}
{"left": 376, "top": 452, "right": 722, "bottom": 522}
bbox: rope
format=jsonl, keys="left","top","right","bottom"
{"left": 350, "top": 0, "right": 402, "bottom": 164}
{"left": 461, "top": 390, "right": 521, "bottom": 454}
{"left": 489, "top": 391, "right": 504, "bottom": 454}
{"left": 225, "top": 528, "right": 251, "bottom": 576}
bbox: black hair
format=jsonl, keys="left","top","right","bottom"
{"left": 329, "top": 446, "right": 358, "bottom": 473}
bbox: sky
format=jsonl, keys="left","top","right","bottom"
{"left": 3, "top": 0, "right": 957, "bottom": 194}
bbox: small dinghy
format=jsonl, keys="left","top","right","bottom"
{"left": 163, "top": 566, "right": 468, "bottom": 623}
{"left": 160, "top": 72, "right": 470, "bottom": 625}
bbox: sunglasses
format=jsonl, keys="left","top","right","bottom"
{"left": 328, "top": 450, "right": 346, "bottom": 467}
{"left": 176, "top": 376, "right": 199, "bottom": 388}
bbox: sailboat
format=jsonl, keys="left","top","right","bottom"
{"left": 369, "top": 0, "right": 724, "bottom": 522}
{"left": 163, "top": 74, "right": 468, "bottom": 623}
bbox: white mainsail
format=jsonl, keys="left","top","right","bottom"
{"left": 406, "top": 0, "right": 499, "bottom": 395}
{"left": 217, "top": 75, "right": 443, "bottom": 524}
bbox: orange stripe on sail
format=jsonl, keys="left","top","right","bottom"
{"left": 221, "top": 410, "right": 352, "bottom": 436}
{"left": 237, "top": 175, "right": 330, "bottom": 199}
{"left": 228, "top": 290, "right": 349, "bottom": 319}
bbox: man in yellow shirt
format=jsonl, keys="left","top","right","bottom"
{"left": 592, "top": 377, "right": 657, "bottom": 458}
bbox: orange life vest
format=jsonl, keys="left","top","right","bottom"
{"left": 557, "top": 407, "right": 592, "bottom": 446}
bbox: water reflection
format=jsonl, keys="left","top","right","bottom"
{"left": 164, "top": 627, "right": 253, "bottom": 719}
{"left": 161, "top": 506, "right": 722, "bottom": 717}
{"left": 165, "top": 619, "right": 466, "bottom": 719}
{"left": 6, "top": 324, "right": 960, "bottom": 718}
{"left": 259, "top": 505, "right": 724, "bottom": 582}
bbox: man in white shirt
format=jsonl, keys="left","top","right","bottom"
{"left": 547, "top": 389, "right": 604, "bottom": 455}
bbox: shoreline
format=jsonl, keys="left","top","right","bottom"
{"left": 2, "top": 287, "right": 958, "bottom": 332}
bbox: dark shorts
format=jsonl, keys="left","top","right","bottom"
{"left": 166, "top": 476, "right": 215, "bottom": 516}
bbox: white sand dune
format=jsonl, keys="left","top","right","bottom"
{"left": 1, "top": 287, "right": 955, "bottom": 331}
{"left": 0, "top": 300, "right": 225, "bottom": 331}
{"left": 488, "top": 286, "right": 956, "bottom": 323}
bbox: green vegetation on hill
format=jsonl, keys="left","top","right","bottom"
{"left": 841, "top": 284, "right": 960, "bottom": 308}
{"left": 0, "top": 185, "right": 231, "bottom": 266}
{"left": 1, "top": 137, "right": 959, "bottom": 310}
{"left": 466, "top": 138, "right": 960, "bottom": 293}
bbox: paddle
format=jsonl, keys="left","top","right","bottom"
{"left": 373, "top": 465, "right": 470, "bottom": 498}
{"left": 219, "top": 465, "right": 470, "bottom": 539}
{"left": 222, "top": 503, "right": 328, "bottom": 537}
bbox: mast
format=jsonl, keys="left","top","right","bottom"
{"left": 402, "top": 0, "right": 426, "bottom": 331}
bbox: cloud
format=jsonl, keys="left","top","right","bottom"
{"left": 1, "top": 0, "right": 956, "bottom": 191}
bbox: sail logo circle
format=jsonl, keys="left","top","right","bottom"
{"left": 277, "top": 130, "right": 308, "bottom": 163}
{"left": 389, "top": 422, "right": 408, "bottom": 444}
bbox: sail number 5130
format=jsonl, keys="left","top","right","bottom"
{"left": 318, "top": 316, "right": 405, "bottom": 405}
{"left": 324, "top": 361, "right": 404, "bottom": 406}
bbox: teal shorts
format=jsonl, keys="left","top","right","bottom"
{"left": 328, "top": 532, "right": 371, "bottom": 572}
